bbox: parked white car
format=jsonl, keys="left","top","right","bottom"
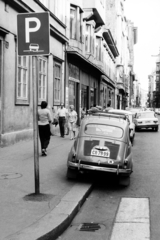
{"left": 156, "top": 109, "right": 160, "bottom": 115}
{"left": 135, "top": 111, "right": 159, "bottom": 131}
{"left": 108, "top": 109, "right": 135, "bottom": 145}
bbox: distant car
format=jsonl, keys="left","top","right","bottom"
{"left": 156, "top": 109, "right": 160, "bottom": 115}
{"left": 108, "top": 109, "right": 135, "bottom": 145}
{"left": 127, "top": 108, "right": 141, "bottom": 117}
{"left": 67, "top": 111, "right": 133, "bottom": 186}
{"left": 155, "top": 108, "right": 159, "bottom": 114}
{"left": 29, "top": 43, "right": 39, "bottom": 52}
{"left": 134, "top": 111, "right": 159, "bottom": 131}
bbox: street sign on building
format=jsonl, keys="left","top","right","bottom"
{"left": 17, "top": 12, "right": 50, "bottom": 56}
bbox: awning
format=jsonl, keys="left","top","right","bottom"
{"left": 0, "top": 26, "right": 10, "bottom": 35}
{"left": 67, "top": 48, "right": 104, "bottom": 74}
{"left": 101, "top": 75, "right": 115, "bottom": 88}
{"left": 66, "top": 48, "right": 115, "bottom": 88}
{"left": 83, "top": 9, "right": 105, "bottom": 29}
{"left": 102, "top": 28, "right": 119, "bottom": 58}
{"left": 117, "top": 82, "right": 125, "bottom": 93}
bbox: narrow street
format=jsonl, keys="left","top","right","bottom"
{"left": 1, "top": 1, "right": 160, "bottom": 240}
{"left": 58, "top": 116, "right": 160, "bottom": 240}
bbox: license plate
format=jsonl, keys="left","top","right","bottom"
{"left": 145, "top": 121, "right": 150, "bottom": 123}
{"left": 91, "top": 149, "right": 110, "bottom": 158}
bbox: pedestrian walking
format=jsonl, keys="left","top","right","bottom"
{"left": 81, "top": 107, "right": 86, "bottom": 119}
{"left": 57, "top": 103, "right": 68, "bottom": 138}
{"left": 68, "top": 105, "right": 77, "bottom": 140}
{"left": 38, "top": 101, "right": 52, "bottom": 156}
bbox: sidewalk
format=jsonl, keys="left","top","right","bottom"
{"left": 0, "top": 130, "right": 92, "bottom": 240}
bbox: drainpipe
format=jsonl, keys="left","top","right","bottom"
{"left": 64, "top": 42, "right": 67, "bottom": 108}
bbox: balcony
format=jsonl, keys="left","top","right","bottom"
{"left": 83, "top": 0, "right": 105, "bottom": 28}
{"left": 102, "top": 28, "right": 119, "bottom": 58}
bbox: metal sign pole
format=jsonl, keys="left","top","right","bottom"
{"left": 17, "top": 12, "right": 50, "bottom": 194}
{"left": 32, "top": 56, "right": 40, "bottom": 194}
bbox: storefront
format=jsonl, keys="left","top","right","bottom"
{"left": 100, "top": 75, "right": 115, "bottom": 108}
{"left": 66, "top": 52, "right": 101, "bottom": 121}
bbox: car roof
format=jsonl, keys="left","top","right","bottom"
{"left": 127, "top": 108, "right": 141, "bottom": 112}
{"left": 82, "top": 113, "right": 129, "bottom": 129}
{"left": 138, "top": 110, "right": 154, "bottom": 114}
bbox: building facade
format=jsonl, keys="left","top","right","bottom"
{"left": 105, "top": 0, "right": 137, "bottom": 110}
{"left": 148, "top": 74, "right": 155, "bottom": 107}
{"left": 0, "top": 0, "right": 68, "bottom": 146}
{"left": 65, "top": 0, "right": 119, "bottom": 122}
{"left": 0, "top": 0, "right": 136, "bottom": 147}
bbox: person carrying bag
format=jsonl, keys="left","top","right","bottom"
{"left": 50, "top": 118, "right": 58, "bottom": 136}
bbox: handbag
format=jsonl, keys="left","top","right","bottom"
{"left": 53, "top": 118, "right": 58, "bottom": 126}
{"left": 50, "top": 123, "right": 55, "bottom": 136}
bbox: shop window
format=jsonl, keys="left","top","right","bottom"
{"left": 38, "top": 57, "right": 47, "bottom": 101}
{"left": 69, "top": 80, "right": 76, "bottom": 107}
{"left": 69, "top": 63, "right": 80, "bottom": 79}
{"left": 90, "top": 89, "right": 94, "bottom": 107}
{"left": 54, "top": 63, "right": 61, "bottom": 103}
{"left": 81, "top": 85, "right": 87, "bottom": 110}
{"left": 16, "top": 56, "right": 29, "bottom": 104}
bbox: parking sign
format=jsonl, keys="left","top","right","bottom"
{"left": 17, "top": 12, "right": 50, "bottom": 56}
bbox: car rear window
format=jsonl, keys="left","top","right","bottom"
{"left": 84, "top": 124, "right": 123, "bottom": 138}
{"left": 137, "top": 112, "right": 155, "bottom": 118}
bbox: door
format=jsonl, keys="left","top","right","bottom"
{"left": 69, "top": 80, "right": 76, "bottom": 107}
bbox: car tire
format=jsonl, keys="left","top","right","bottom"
{"left": 67, "top": 168, "right": 78, "bottom": 180}
{"left": 119, "top": 176, "right": 130, "bottom": 187}
{"left": 135, "top": 127, "right": 139, "bottom": 132}
{"left": 155, "top": 127, "right": 159, "bottom": 132}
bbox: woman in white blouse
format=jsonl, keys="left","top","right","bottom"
{"left": 38, "top": 101, "right": 52, "bottom": 156}
{"left": 68, "top": 105, "right": 77, "bottom": 140}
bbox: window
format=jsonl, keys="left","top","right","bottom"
{"left": 92, "top": 36, "right": 95, "bottom": 55}
{"left": 85, "top": 24, "right": 91, "bottom": 52}
{"left": 95, "top": 37, "right": 102, "bottom": 61}
{"left": 54, "top": 63, "right": 61, "bottom": 102}
{"left": 70, "top": 5, "right": 82, "bottom": 41}
{"left": 16, "top": 56, "right": 29, "bottom": 103}
{"left": 38, "top": 57, "right": 47, "bottom": 101}
{"left": 84, "top": 124, "right": 123, "bottom": 138}
{"left": 39, "top": 0, "right": 65, "bottom": 23}
{"left": 70, "top": 7, "right": 76, "bottom": 39}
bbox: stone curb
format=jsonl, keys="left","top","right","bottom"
{"left": 5, "top": 183, "right": 93, "bottom": 240}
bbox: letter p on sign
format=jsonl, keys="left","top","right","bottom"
{"left": 25, "top": 18, "right": 41, "bottom": 43}
{"left": 17, "top": 12, "right": 50, "bottom": 56}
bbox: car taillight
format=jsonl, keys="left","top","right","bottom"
{"left": 124, "top": 159, "right": 128, "bottom": 169}
{"left": 71, "top": 154, "right": 76, "bottom": 162}
{"left": 137, "top": 121, "right": 142, "bottom": 124}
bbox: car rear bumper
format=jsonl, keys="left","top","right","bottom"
{"left": 136, "top": 124, "right": 159, "bottom": 129}
{"left": 68, "top": 161, "right": 132, "bottom": 175}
